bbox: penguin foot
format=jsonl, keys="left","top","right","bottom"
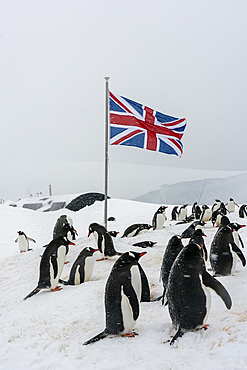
{"left": 52, "top": 286, "right": 62, "bottom": 292}
{"left": 122, "top": 332, "right": 138, "bottom": 338}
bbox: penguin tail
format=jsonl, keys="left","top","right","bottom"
{"left": 58, "top": 279, "right": 69, "bottom": 285}
{"left": 23, "top": 286, "right": 41, "bottom": 300}
{"left": 170, "top": 328, "right": 185, "bottom": 345}
{"left": 83, "top": 330, "right": 108, "bottom": 345}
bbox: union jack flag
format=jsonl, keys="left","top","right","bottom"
{"left": 109, "top": 92, "right": 187, "bottom": 157}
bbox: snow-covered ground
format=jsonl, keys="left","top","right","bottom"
{"left": 1, "top": 198, "right": 247, "bottom": 369}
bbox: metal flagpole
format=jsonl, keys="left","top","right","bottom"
{"left": 104, "top": 77, "right": 110, "bottom": 229}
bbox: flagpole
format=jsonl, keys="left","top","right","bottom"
{"left": 104, "top": 77, "right": 110, "bottom": 229}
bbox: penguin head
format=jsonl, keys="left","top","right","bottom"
{"left": 218, "top": 225, "right": 232, "bottom": 235}
{"left": 229, "top": 223, "right": 246, "bottom": 232}
{"left": 81, "top": 247, "right": 99, "bottom": 256}
{"left": 219, "top": 216, "right": 230, "bottom": 228}
{"left": 183, "top": 242, "right": 204, "bottom": 260}
{"left": 17, "top": 231, "right": 25, "bottom": 236}
{"left": 192, "top": 229, "right": 207, "bottom": 238}
{"left": 170, "top": 235, "right": 183, "bottom": 245}
{"left": 117, "top": 251, "right": 147, "bottom": 268}
{"left": 158, "top": 206, "right": 167, "bottom": 213}
{"left": 88, "top": 223, "right": 102, "bottom": 237}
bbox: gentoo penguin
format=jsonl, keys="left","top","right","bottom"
{"left": 88, "top": 223, "right": 121, "bottom": 260}
{"left": 132, "top": 241, "right": 157, "bottom": 248}
{"left": 229, "top": 223, "right": 246, "bottom": 249}
{"left": 171, "top": 206, "right": 179, "bottom": 221}
{"left": 24, "top": 237, "right": 75, "bottom": 300}
{"left": 225, "top": 198, "right": 239, "bottom": 213}
{"left": 160, "top": 235, "right": 184, "bottom": 304}
{"left": 53, "top": 215, "right": 77, "bottom": 241}
{"left": 193, "top": 203, "right": 202, "bottom": 220}
{"left": 211, "top": 209, "right": 224, "bottom": 227}
{"left": 152, "top": 206, "right": 167, "bottom": 230}
{"left": 83, "top": 251, "right": 147, "bottom": 345}
{"left": 108, "top": 231, "right": 119, "bottom": 237}
{"left": 209, "top": 225, "right": 246, "bottom": 276}
{"left": 189, "top": 228, "right": 208, "bottom": 261}
{"left": 15, "top": 231, "right": 36, "bottom": 253}
{"left": 121, "top": 223, "right": 152, "bottom": 238}
{"left": 212, "top": 199, "right": 221, "bottom": 214}
{"left": 220, "top": 202, "right": 228, "bottom": 215}
{"left": 166, "top": 243, "right": 232, "bottom": 344}
{"left": 59, "top": 247, "right": 98, "bottom": 285}
{"left": 108, "top": 216, "right": 116, "bottom": 221}
{"left": 178, "top": 205, "right": 188, "bottom": 221}
{"left": 239, "top": 204, "right": 247, "bottom": 218}
{"left": 200, "top": 205, "right": 212, "bottom": 222}
{"left": 180, "top": 221, "right": 206, "bottom": 239}
{"left": 192, "top": 202, "right": 197, "bottom": 214}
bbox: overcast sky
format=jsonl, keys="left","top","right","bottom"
{"left": 1, "top": 0, "right": 247, "bottom": 201}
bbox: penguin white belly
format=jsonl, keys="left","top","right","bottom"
{"left": 179, "top": 209, "right": 187, "bottom": 221}
{"left": 100, "top": 236, "right": 106, "bottom": 258}
{"left": 130, "top": 265, "right": 142, "bottom": 302}
{"left": 232, "top": 231, "right": 239, "bottom": 247}
{"left": 156, "top": 214, "right": 164, "bottom": 230}
{"left": 202, "top": 209, "right": 212, "bottom": 222}
{"left": 200, "top": 276, "right": 211, "bottom": 324}
{"left": 93, "top": 231, "right": 105, "bottom": 257}
{"left": 229, "top": 244, "right": 237, "bottom": 275}
{"left": 84, "top": 256, "right": 95, "bottom": 282}
{"left": 74, "top": 265, "right": 81, "bottom": 285}
{"left": 121, "top": 287, "right": 135, "bottom": 334}
{"left": 215, "top": 214, "right": 222, "bottom": 227}
{"left": 50, "top": 245, "right": 66, "bottom": 289}
{"left": 126, "top": 229, "right": 138, "bottom": 237}
{"left": 18, "top": 235, "right": 28, "bottom": 252}
{"left": 227, "top": 202, "right": 235, "bottom": 213}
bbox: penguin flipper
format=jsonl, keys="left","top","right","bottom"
{"left": 138, "top": 264, "right": 150, "bottom": 302}
{"left": 123, "top": 281, "right": 139, "bottom": 321}
{"left": 231, "top": 243, "right": 246, "bottom": 266}
{"left": 23, "top": 286, "right": 41, "bottom": 300}
{"left": 239, "top": 235, "right": 245, "bottom": 249}
{"left": 28, "top": 238, "right": 36, "bottom": 243}
{"left": 83, "top": 330, "right": 108, "bottom": 345}
{"left": 51, "top": 254, "right": 58, "bottom": 278}
{"left": 15, "top": 238, "right": 18, "bottom": 243}
{"left": 202, "top": 270, "right": 232, "bottom": 309}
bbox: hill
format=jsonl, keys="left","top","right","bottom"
{"left": 134, "top": 172, "right": 247, "bottom": 205}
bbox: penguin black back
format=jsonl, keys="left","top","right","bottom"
{"left": 167, "top": 243, "right": 232, "bottom": 344}
{"left": 160, "top": 235, "right": 184, "bottom": 304}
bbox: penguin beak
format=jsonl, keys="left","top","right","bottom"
{"left": 139, "top": 252, "right": 147, "bottom": 257}
{"left": 88, "top": 232, "right": 91, "bottom": 237}
{"left": 74, "top": 228, "right": 78, "bottom": 235}
{"left": 240, "top": 225, "right": 246, "bottom": 228}
{"left": 203, "top": 233, "right": 207, "bottom": 237}
{"left": 69, "top": 241, "right": 75, "bottom": 245}
{"left": 93, "top": 249, "right": 98, "bottom": 252}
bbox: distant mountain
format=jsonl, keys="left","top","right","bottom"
{"left": 134, "top": 172, "right": 247, "bottom": 205}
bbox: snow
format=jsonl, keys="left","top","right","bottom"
{"left": 1, "top": 198, "right": 247, "bottom": 369}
